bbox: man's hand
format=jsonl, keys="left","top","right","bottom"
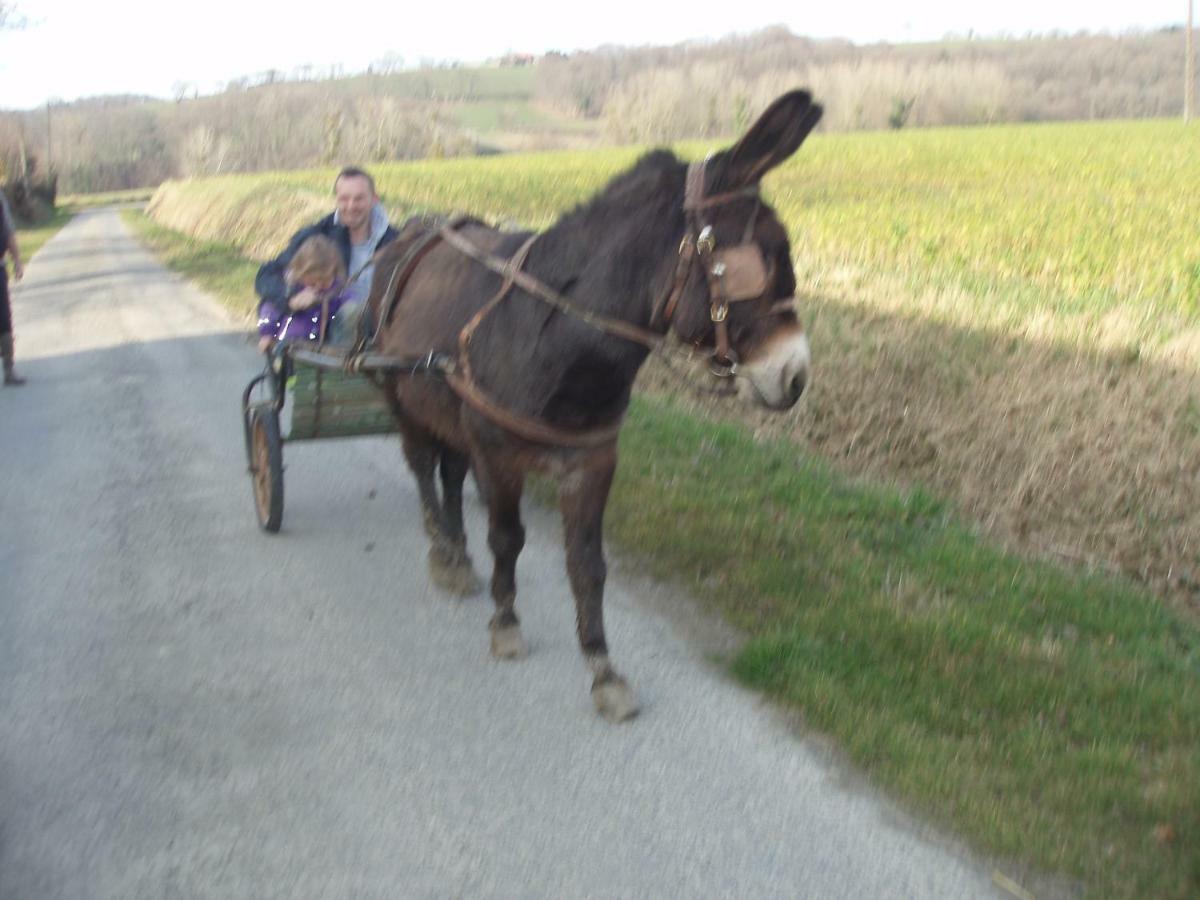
{"left": 257, "top": 335, "right": 275, "bottom": 353}
{"left": 288, "top": 287, "right": 320, "bottom": 311}
{"left": 11, "top": 260, "right": 22, "bottom": 282}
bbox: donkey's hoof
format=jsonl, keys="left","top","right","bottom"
{"left": 591, "top": 677, "right": 639, "bottom": 722}
{"left": 428, "top": 548, "right": 482, "bottom": 597}
{"left": 490, "top": 624, "right": 528, "bottom": 660}
{"left": 431, "top": 562, "right": 482, "bottom": 597}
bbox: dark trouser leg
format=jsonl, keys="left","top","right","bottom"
{"left": 1, "top": 268, "right": 22, "bottom": 387}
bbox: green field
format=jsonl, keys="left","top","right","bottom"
{"left": 134, "top": 118, "right": 1200, "bottom": 897}
{"left": 150, "top": 119, "right": 1200, "bottom": 349}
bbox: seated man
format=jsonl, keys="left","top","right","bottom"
{"left": 255, "top": 166, "right": 400, "bottom": 351}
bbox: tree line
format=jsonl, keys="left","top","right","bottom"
{"left": 0, "top": 25, "right": 1190, "bottom": 196}
{"left": 537, "top": 26, "right": 1188, "bottom": 139}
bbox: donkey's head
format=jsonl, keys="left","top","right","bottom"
{"left": 661, "top": 90, "right": 821, "bottom": 410}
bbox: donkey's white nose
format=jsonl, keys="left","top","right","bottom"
{"left": 740, "top": 329, "right": 810, "bottom": 410}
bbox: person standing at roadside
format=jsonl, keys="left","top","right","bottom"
{"left": 255, "top": 166, "right": 400, "bottom": 351}
{"left": 0, "top": 190, "right": 25, "bottom": 386}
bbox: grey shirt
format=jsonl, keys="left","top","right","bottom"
{"left": 338, "top": 203, "right": 391, "bottom": 304}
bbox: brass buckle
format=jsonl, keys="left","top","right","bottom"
{"left": 709, "top": 349, "right": 739, "bottom": 378}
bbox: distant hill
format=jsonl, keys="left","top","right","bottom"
{"left": 0, "top": 25, "right": 1190, "bottom": 193}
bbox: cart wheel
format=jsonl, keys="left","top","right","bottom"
{"left": 249, "top": 408, "right": 284, "bottom": 532}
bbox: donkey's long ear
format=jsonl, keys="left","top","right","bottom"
{"left": 709, "top": 90, "right": 823, "bottom": 193}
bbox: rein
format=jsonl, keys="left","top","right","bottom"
{"left": 438, "top": 229, "right": 630, "bottom": 448}
{"left": 436, "top": 226, "right": 663, "bottom": 351}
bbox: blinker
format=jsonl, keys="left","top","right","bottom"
{"left": 711, "top": 244, "right": 771, "bottom": 301}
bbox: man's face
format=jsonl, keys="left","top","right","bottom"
{"left": 335, "top": 175, "right": 375, "bottom": 233}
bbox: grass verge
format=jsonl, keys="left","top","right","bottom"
{"left": 60, "top": 188, "right": 156, "bottom": 209}
{"left": 612, "top": 397, "right": 1198, "bottom": 899}
{"left": 127, "top": 210, "right": 1200, "bottom": 898}
{"left": 14, "top": 206, "right": 75, "bottom": 261}
{"left": 121, "top": 210, "right": 261, "bottom": 318}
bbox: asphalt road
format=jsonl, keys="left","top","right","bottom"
{"left": 0, "top": 209, "right": 1003, "bottom": 898}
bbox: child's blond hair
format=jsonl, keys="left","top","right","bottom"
{"left": 285, "top": 234, "right": 346, "bottom": 287}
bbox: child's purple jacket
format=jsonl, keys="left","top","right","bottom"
{"left": 257, "top": 283, "right": 352, "bottom": 344}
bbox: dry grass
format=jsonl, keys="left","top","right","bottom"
{"left": 147, "top": 178, "right": 330, "bottom": 262}
{"left": 639, "top": 271, "right": 1200, "bottom": 618}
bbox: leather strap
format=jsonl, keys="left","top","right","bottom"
{"left": 444, "top": 233, "right": 624, "bottom": 448}
{"left": 438, "top": 225, "right": 663, "bottom": 350}
{"left": 445, "top": 369, "right": 624, "bottom": 448}
{"left": 374, "top": 214, "right": 474, "bottom": 337}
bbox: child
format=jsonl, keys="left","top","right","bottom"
{"left": 256, "top": 234, "right": 357, "bottom": 351}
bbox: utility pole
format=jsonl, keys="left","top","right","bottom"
{"left": 1188, "top": 0, "right": 1196, "bottom": 123}
{"left": 45, "top": 102, "right": 52, "bottom": 173}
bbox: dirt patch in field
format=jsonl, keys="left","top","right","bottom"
{"left": 637, "top": 282, "right": 1200, "bottom": 619}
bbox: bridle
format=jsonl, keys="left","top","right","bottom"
{"left": 652, "top": 157, "right": 797, "bottom": 378}
{"left": 361, "top": 158, "right": 798, "bottom": 447}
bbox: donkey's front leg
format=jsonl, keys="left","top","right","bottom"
{"left": 476, "top": 458, "right": 528, "bottom": 659}
{"left": 434, "top": 448, "right": 482, "bottom": 595}
{"left": 397, "top": 429, "right": 476, "bottom": 597}
{"left": 560, "top": 455, "right": 638, "bottom": 722}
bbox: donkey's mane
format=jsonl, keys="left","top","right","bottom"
{"left": 531, "top": 150, "right": 688, "bottom": 292}
{"left": 554, "top": 149, "right": 684, "bottom": 230}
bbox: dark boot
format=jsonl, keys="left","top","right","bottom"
{"left": 1, "top": 334, "right": 25, "bottom": 386}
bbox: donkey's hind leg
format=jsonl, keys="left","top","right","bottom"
{"left": 474, "top": 455, "right": 528, "bottom": 659}
{"left": 560, "top": 456, "right": 638, "bottom": 722}
{"left": 397, "top": 427, "right": 479, "bottom": 597}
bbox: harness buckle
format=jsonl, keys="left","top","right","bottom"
{"left": 697, "top": 226, "right": 715, "bottom": 256}
{"left": 709, "top": 349, "right": 739, "bottom": 379}
{"left": 711, "top": 302, "right": 729, "bottom": 323}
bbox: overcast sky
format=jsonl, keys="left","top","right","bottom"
{"left": 0, "top": 0, "right": 1190, "bottom": 109}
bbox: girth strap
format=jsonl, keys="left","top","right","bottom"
{"left": 444, "top": 370, "right": 625, "bottom": 448}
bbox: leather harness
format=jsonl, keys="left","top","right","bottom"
{"left": 359, "top": 159, "right": 790, "bottom": 448}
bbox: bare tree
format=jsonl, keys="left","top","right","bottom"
{"left": 178, "top": 126, "right": 231, "bottom": 176}
{"left": 11, "top": 25, "right": 1190, "bottom": 194}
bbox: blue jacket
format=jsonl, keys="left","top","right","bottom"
{"left": 254, "top": 206, "right": 401, "bottom": 311}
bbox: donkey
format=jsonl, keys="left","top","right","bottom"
{"left": 367, "top": 90, "right": 822, "bottom": 721}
